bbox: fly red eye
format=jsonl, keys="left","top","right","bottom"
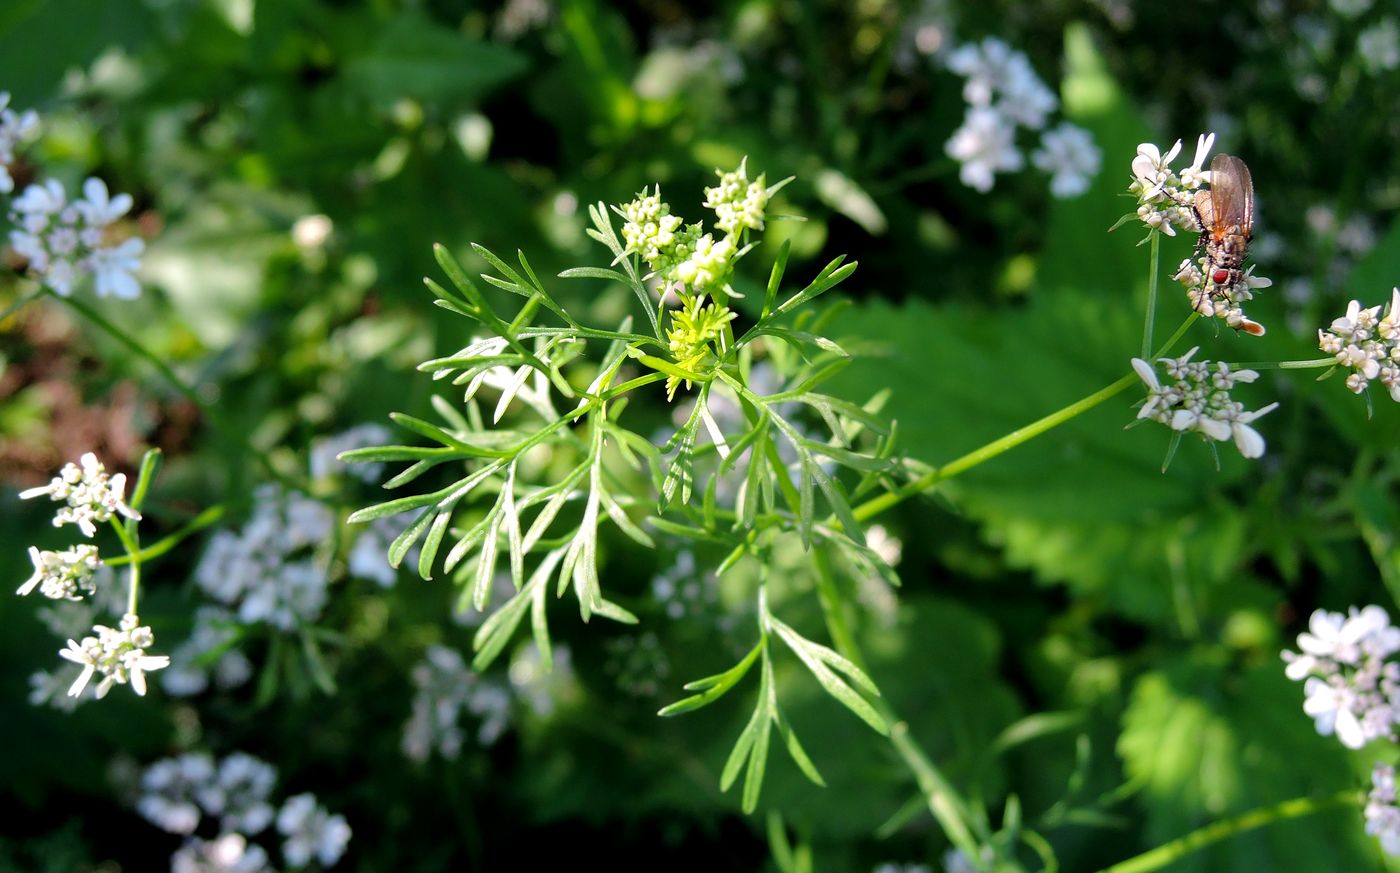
{"left": 1212, "top": 268, "right": 1230, "bottom": 285}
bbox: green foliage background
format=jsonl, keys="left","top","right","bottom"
{"left": 2, "top": 1, "right": 1399, "bottom": 870}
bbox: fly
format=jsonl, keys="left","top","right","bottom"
{"left": 1192, "top": 154, "right": 1262, "bottom": 334}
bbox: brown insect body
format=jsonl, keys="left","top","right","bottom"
{"left": 1193, "top": 153, "right": 1255, "bottom": 294}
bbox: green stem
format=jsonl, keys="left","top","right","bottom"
{"left": 0, "top": 285, "right": 46, "bottom": 322}
{"left": 104, "top": 505, "right": 226, "bottom": 566}
{"left": 1230, "top": 357, "right": 1336, "bottom": 370}
{"left": 109, "top": 516, "right": 142, "bottom": 615}
{"left": 1142, "top": 232, "right": 1160, "bottom": 360}
{"left": 812, "top": 546, "right": 986, "bottom": 866}
{"left": 1091, "top": 791, "right": 1360, "bottom": 873}
{"left": 852, "top": 314, "right": 1199, "bottom": 523}
{"left": 53, "top": 290, "right": 306, "bottom": 490}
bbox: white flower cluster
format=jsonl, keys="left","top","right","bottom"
{"left": 1281, "top": 605, "right": 1400, "bottom": 749}
{"left": 1366, "top": 764, "right": 1400, "bottom": 856}
{"left": 8, "top": 177, "right": 145, "bottom": 298}
{"left": 617, "top": 161, "right": 773, "bottom": 294}
{"left": 161, "top": 606, "right": 255, "bottom": 697}
{"left": 1130, "top": 134, "right": 1214, "bottom": 235}
{"left": 944, "top": 38, "right": 1100, "bottom": 196}
{"left": 17, "top": 543, "right": 101, "bottom": 600}
{"left": 171, "top": 833, "right": 272, "bottom": 873}
{"left": 278, "top": 793, "right": 352, "bottom": 869}
{"left": 25, "top": 567, "right": 126, "bottom": 711}
{"left": 0, "top": 91, "right": 38, "bottom": 193}
{"left": 402, "top": 644, "right": 512, "bottom": 762}
{"left": 59, "top": 611, "right": 171, "bottom": 698}
{"left": 310, "top": 423, "right": 393, "bottom": 483}
{"left": 703, "top": 159, "right": 768, "bottom": 235}
{"left": 19, "top": 451, "right": 141, "bottom": 537}
{"left": 1318, "top": 290, "right": 1400, "bottom": 403}
{"left": 1358, "top": 18, "right": 1400, "bottom": 74}
{"left": 195, "top": 485, "right": 335, "bottom": 630}
{"left": 141, "top": 753, "right": 279, "bottom": 836}
{"left": 1130, "top": 348, "right": 1278, "bottom": 460}
{"left": 1174, "top": 256, "right": 1272, "bottom": 336}
{"left": 138, "top": 752, "right": 350, "bottom": 870}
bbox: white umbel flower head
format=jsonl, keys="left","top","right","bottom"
{"left": 1282, "top": 605, "right": 1400, "bottom": 749}
{"left": 703, "top": 158, "right": 769, "bottom": 236}
{"left": 619, "top": 186, "right": 684, "bottom": 267}
{"left": 1128, "top": 134, "right": 1216, "bottom": 238}
{"left": 277, "top": 793, "right": 352, "bottom": 868}
{"left": 1320, "top": 289, "right": 1400, "bottom": 404}
{"left": 945, "top": 106, "right": 1023, "bottom": 193}
{"left": 1130, "top": 350, "right": 1278, "bottom": 460}
{"left": 17, "top": 544, "right": 102, "bottom": 600}
{"left": 58, "top": 612, "right": 170, "bottom": 698}
{"left": 0, "top": 91, "right": 39, "bottom": 194}
{"left": 19, "top": 452, "right": 141, "bottom": 537}
{"left": 7, "top": 175, "right": 144, "bottom": 298}
{"left": 1367, "top": 763, "right": 1400, "bottom": 856}
{"left": 170, "top": 833, "right": 273, "bottom": 873}
{"left": 196, "top": 752, "right": 278, "bottom": 834}
{"left": 1031, "top": 123, "right": 1102, "bottom": 198}
{"left": 139, "top": 753, "right": 216, "bottom": 834}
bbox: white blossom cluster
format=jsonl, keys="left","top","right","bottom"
{"left": 1173, "top": 256, "right": 1272, "bottom": 336}
{"left": 1129, "top": 134, "right": 1214, "bottom": 236}
{"left": 17, "top": 543, "right": 101, "bottom": 600}
{"left": 1318, "top": 290, "right": 1400, "bottom": 403}
{"left": 195, "top": 485, "right": 335, "bottom": 630}
{"left": 402, "top": 642, "right": 577, "bottom": 762}
{"left": 1130, "top": 348, "right": 1278, "bottom": 460}
{"left": 943, "top": 37, "right": 1101, "bottom": 196}
{"left": 59, "top": 612, "right": 170, "bottom": 698}
{"left": 702, "top": 158, "right": 768, "bottom": 236}
{"left": 277, "top": 793, "right": 352, "bottom": 869}
{"left": 1282, "top": 605, "right": 1400, "bottom": 749}
{"left": 160, "top": 606, "right": 255, "bottom": 697}
{"left": 138, "top": 752, "right": 351, "bottom": 870}
{"left": 1366, "top": 763, "right": 1400, "bottom": 856}
{"left": 0, "top": 91, "right": 38, "bottom": 193}
{"left": 310, "top": 423, "right": 393, "bottom": 484}
{"left": 402, "top": 644, "right": 512, "bottom": 762}
{"left": 26, "top": 567, "right": 126, "bottom": 711}
{"left": 8, "top": 176, "right": 145, "bottom": 298}
{"left": 617, "top": 160, "right": 774, "bottom": 296}
{"left": 171, "top": 833, "right": 272, "bottom": 873}
{"left": 1358, "top": 18, "right": 1400, "bottom": 74}
{"left": 19, "top": 451, "right": 141, "bottom": 537}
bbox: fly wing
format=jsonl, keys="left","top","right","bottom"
{"left": 1209, "top": 154, "right": 1254, "bottom": 239}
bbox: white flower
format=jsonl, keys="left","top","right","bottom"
{"left": 945, "top": 37, "right": 1018, "bottom": 107}
{"left": 1367, "top": 764, "right": 1400, "bottom": 856}
{"left": 996, "top": 55, "right": 1057, "bottom": 129}
{"left": 196, "top": 753, "right": 278, "bottom": 835}
{"left": 1131, "top": 139, "right": 1182, "bottom": 199}
{"left": 1031, "top": 123, "right": 1102, "bottom": 198}
{"left": 18, "top": 452, "right": 140, "bottom": 537}
{"left": 161, "top": 606, "right": 254, "bottom": 697}
{"left": 672, "top": 232, "right": 734, "bottom": 290}
{"left": 139, "top": 753, "right": 216, "bottom": 834}
{"left": 1178, "top": 132, "right": 1216, "bottom": 189}
{"left": 310, "top": 423, "right": 393, "bottom": 482}
{"left": 0, "top": 92, "right": 39, "bottom": 193}
{"left": 195, "top": 486, "right": 333, "bottom": 630}
{"left": 945, "top": 106, "right": 1023, "bottom": 193}
{"left": 59, "top": 612, "right": 171, "bottom": 698}
{"left": 347, "top": 515, "right": 406, "bottom": 587}
{"left": 76, "top": 177, "right": 135, "bottom": 226}
{"left": 703, "top": 158, "right": 769, "bottom": 236}
{"left": 1359, "top": 19, "right": 1400, "bottom": 73}
{"left": 1283, "top": 605, "right": 1400, "bottom": 750}
{"left": 277, "top": 793, "right": 351, "bottom": 868}
{"left": 1321, "top": 291, "right": 1400, "bottom": 403}
{"left": 171, "top": 833, "right": 273, "bottom": 873}
{"left": 90, "top": 236, "right": 145, "bottom": 299}
{"left": 17, "top": 544, "right": 102, "bottom": 600}
{"left": 1131, "top": 352, "right": 1277, "bottom": 461}
{"left": 1330, "top": 0, "right": 1373, "bottom": 18}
